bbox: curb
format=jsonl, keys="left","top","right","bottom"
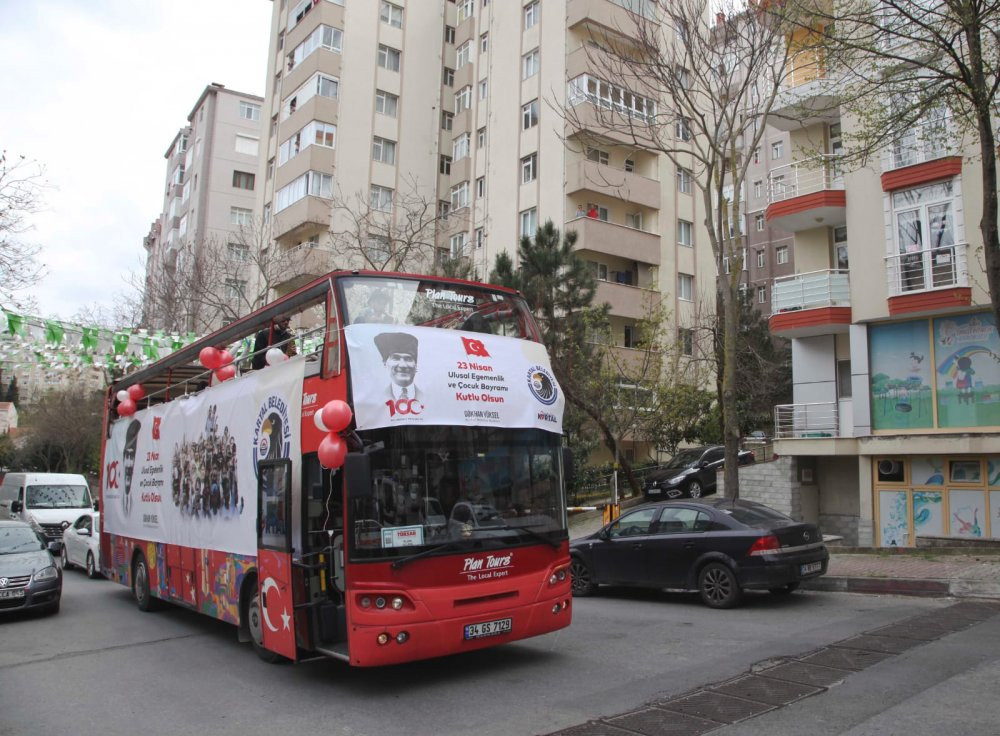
{"left": 803, "top": 576, "right": 1000, "bottom": 600}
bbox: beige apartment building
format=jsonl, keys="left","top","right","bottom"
{"left": 144, "top": 83, "right": 264, "bottom": 333}
{"left": 254, "top": 0, "right": 717, "bottom": 464}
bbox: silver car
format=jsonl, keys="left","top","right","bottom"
{"left": 0, "top": 520, "right": 62, "bottom": 615}
{"left": 61, "top": 512, "right": 102, "bottom": 579}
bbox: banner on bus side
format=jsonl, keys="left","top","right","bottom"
{"left": 102, "top": 357, "right": 305, "bottom": 556}
{"left": 345, "top": 324, "right": 564, "bottom": 433}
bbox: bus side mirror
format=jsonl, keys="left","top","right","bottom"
{"left": 561, "top": 447, "right": 575, "bottom": 489}
{"left": 344, "top": 452, "right": 373, "bottom": 501}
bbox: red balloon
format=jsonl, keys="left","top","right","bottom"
{"left": 317, "top": 434, "right": 347, "bottom": 469}
{"left": 218, "top": 349, "right": 234, "bottom": 367}
{"left": 127, "top": 384, "right": 146, "bottom": 401}
{"left": 320, "top": 400, "right": 353, "bottom": 433}
{"left": 199, "top": 346, "right": 221, "bottom": 370}
{"left": 215, "top": 365, "right": 237, "bottom": 382}
{"left": 117, "top": 399, "right": 137, "bottom": 417}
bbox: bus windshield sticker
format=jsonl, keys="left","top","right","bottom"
{"left": 345, "top": 324, "right": 563, "bottom": 433}
{"left": 381, "top": 525, "right": 425, "bottom": 548}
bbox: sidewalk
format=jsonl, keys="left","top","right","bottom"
{"left": 567, "top": 506, "right": 1000, "bottom": 600}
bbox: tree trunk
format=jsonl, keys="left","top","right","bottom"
{"left": 722, "top": 278, "right": 741, "bottom": 499}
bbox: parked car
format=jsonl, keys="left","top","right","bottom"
{"left": 0, "top": 472, "right": 95, "bottom": 551}
{"left": 61, "top": 511, "right": 101, "bottom": 578}
{"left": 0, "top": 519, "right": 63, "bottom": 615}
{"left": 643, "top": 446, "right": 754, "bottom": 500}
{"left": 569, "top": 498, "right": 828, "bottom": 609}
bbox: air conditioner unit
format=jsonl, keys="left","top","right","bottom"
{"left": 878, "top": 459, "right": 902, "bottom": 477}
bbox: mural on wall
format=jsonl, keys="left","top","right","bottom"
{"left": 879, "top": 490, "right": 909, "bottom": 547}
{"left": 912, "top": 491, "right": 944, "bottom": 537}
{"left": 870, "top": 321, "right": 933, "bottom": 430}
{"left": 949, "top": 489, "right": 985, "bottom": 538}
{"left": 911, "top": 457, "right": 945, "bottom": 484}
{"left": 934, "top": 313, "right": 1000, "bottom": 428}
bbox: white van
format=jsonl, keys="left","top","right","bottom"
{"left": 0, "top": 473, "right": 94, "bottom": 549}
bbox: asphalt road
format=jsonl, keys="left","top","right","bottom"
{"left": 1, "top": 570, "right": 993, "bottom": 736}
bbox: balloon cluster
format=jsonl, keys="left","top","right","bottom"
{"left": 116, "top": 384, "right": 146, "bottom": 417}
{"left": 199, "top": 347, "right": 237, "bottom": 382}
{"left": 313, "top": 399, "right": 353, "bottom": 469}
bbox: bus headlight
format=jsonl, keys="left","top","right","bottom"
{"left": 374, "top": 596, "right": 387, "bottom": 609}
{"left": 391, "top": 596, "right": 403, "bottom": 610}
{"left": 395, "top": 631, "right": 409, "bottom": 644}
{"left": 376, "top": 633, "right": 390, "bottom": 645}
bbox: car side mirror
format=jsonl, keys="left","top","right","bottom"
{"left": 79, "top": 528, "right": 92, "bottom": 537}
{"left": 93, "top": 499, "right": 100, "bottom": 512}
{"left": 597, "top": 527, "right": 611, "bottom": 541}
{"left": 10, "top": 499, "right": 21, "bottom": 513}
{"left": 47, "top": 541, "right": 61, "bottom": 553}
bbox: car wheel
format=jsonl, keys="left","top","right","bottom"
{"left": 570, "top": 557, "right": 597, "bottom": 597}
{"left": 248, "top": 593, "right": 283, "bottom": 663}
{"left": 132, "top": 554, "right": 159, "bottom": 612}
{"left": 45, "top": 600, "right": 60, "bottom": 615}
{"left": 687, "top": 480, "right": 703, "bottom": 499}
{"left": 768, "top": 582, "right": 800, "bottom": 595}
{"left": 698, "top": 562, "right": 742, "bottom": 609}
{"left": 61, "top": 544, "right": 71, "bottom": 570}
{"left": 86, "top": 551, "right": 99, "bottom": 579}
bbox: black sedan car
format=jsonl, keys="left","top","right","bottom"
{"left": 569, "top": 499, "right": 828, "bottom": 608}
{"left": 643, "top": 445, "right": 754, "bottom": 500}
{"left": 0, "top": 520, "right": 63, "bottom": 615}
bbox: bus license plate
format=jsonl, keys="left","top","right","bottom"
{"left": 464, "top": 618, "right": 512, "bottom": 640}
{"left": 800, "top": 562, "right": 822, "bottom": 576}
{"left": 0, "top": 589, "right": 25, "bottom": 599}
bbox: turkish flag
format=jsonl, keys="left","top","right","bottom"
{"left": 461, "top": 336, "right": 490, "bottom": 358}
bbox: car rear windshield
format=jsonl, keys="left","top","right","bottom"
{"left": 723, "top": 504, "right": 793, "bottom": 526}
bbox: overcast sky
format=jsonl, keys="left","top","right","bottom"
{"left": 0, "top": 0, "right": 272, "bottom": 322}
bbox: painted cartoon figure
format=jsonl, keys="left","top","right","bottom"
{"left": 955, "top": 356, "right": 975, "bottom": 404}
{"left": 952, "top": 507, "right": 981, "bottom": 536}
{"left": 906, "top": 352, "right": 924, "bottom": 388}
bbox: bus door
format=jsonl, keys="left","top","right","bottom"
{"left": 256, "top": 460, "right": 298, "bottom": 660}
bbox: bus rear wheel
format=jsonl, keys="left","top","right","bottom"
{"left": 132, "top": 554, "right": 159, "bottom": 612}
{"left": 248, "top": 593, "right": 283, "bottom": 664}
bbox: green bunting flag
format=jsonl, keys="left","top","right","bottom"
{"left": 81, "top": 327, "right": 99, "bottom": 352}
{"left": 6, "top": 313, "right": 24, "bottom": 336}
{"left": 44, "top": 320, "right": 65, "bottom": 345}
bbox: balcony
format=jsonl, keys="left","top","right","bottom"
{"left": 273, "top": 241, "right": 335, "bottom": 292}
{"left": 566, "top": 74, "right": 659, "bottom": 150}
{"left": 567, "top": 0, "right": 658, "bottom": 36}
{"left": 774, "top": 402, "right": 839, "bottom": 439}
{"left": 769, "top": 269, "right": 851, "bottom": 338}
{"left": 271, "top": 195, "right": 332, "bottom": 241}
{"left": 594, "top": 280, "right": 660, "bottom": 321}
{"left": 567, "top": 159, "right": 661, "bottom": 209}
{"left": 880, "top": 118, "right": 962, "bottom": 191}
{"left": 885, "top": 242, "right": 972, "bottom": 316}
{"left": 765, "top": 154, "right": 845, "bottom": 232}
{"left": 567, "top": 215, "right": 661, "bottom": 266}
{"left": 769, "top": 75, "right": 840, "bottom": 132}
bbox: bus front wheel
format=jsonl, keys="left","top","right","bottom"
{"left": 248, "top": 593, "right": 283, "bottom": 664}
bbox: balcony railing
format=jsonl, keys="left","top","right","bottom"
{"left": 772, "top": 269, "right": 850, "bottom": 313}
{"left": 883, "top": 116, "right": 956, "bottom": 170}
{"left": 885, "top": 242, "right": 968, "bottom": 296}
{"left": 774, "top": 402, "right": 839, "bottom": 439}
{"left": 768, "top": 154, "right": 844, "bottom": 204}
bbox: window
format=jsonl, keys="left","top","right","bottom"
{"left": 586, "top": 147, "right": 609, "bottom": 165}
{"left": 239, "top": 101, "right": 260, "bottom": 121}
{"left": 753, "top": 147, "right": 761, "bottom": 164}
{"left": 590, "top": 261, "right": 609, "bottom": 281}
{"left": 567, "top": 74, "right": 656, "bottom": 121}
{"left": 892, "top": 182, "right": 956, "bottom": 291}
{"left": 225, "top": 278, "right": 247, "bottom": 300}
{"left": 522, "top": 49, "right": 539, "bottom": 79}
{"left": 678, "top": 273, "right": 693, "bottom": 300}
{"left": 451, "top": 181, "right": 470, "bottom": 209}
{"left": 475, "top": 227, "right": 485, "bottom": 248}
{"left": 776, "top": 245, "right": 789, "bottom": 264}
{"left": 477, "top": 127, "right": 487, "bottom": 147}
{"left": 757, "top": 286, "right": 767, "bottom": 304}
{"left": 367, "top": 234, "right": 391, "bottom": 264}
{"left": 443, "top": 67, "right": 455, "bottom": 86}
{"left": 520, "top": 207, "right": 538, "bottom": 237}
{"left": 837, "top": 360, "right": 852, "bottom": 398}
{"left": 476, "top": 176, "right": 486, "bottom": 197}
{"left": 377, "top": 44, "right": 401, "bottom": 72}
{"left": 449, "top": 232, "right": 468, "bottom": 257}
{"left": 676, "top": 116, "right": 691, "bottom": 141}
{"left": 756, "top": 249, "right": 765, "bottom": 268}
{"left": 230, "top": 207, "right": 253, "bottom": 226}
{"left": 278, "top": 121, "right": 337, "bottom": 165}
{"left": 287, "top": 25, "right": 343, "bottom": 71}
{"left": 587, "top": 203, "right": 609, "bottom": 221}
{"left": 455, "top": 86, "right": 472, "bottom": 112}
{"left": 375, "top": 90, "right": 399, "bottom": 117}
{"left": 521, "top": 153, "right": 537, "bottom": 183}
{"left": 755, "top": 213, "right": 765, "bottom": 232}
{"left": 439, "top": 155, "right": 452, "bottom": 175}
{"left": 479, "top": 80, "right": 488, "bottom": 100}
{"left": 372, "top": 136, "right": 396, "bottom": 165}
{"left": 380, "top": 1, "right": 403, "bottom": 27}
{"left": 522, "top": 99, "right": 539, "bottom": 129}
{"left": 678, "top": 327, "right": 693, "bottom": 356}
{"left": 771, "top": 140, "right": 783, "bottom": 159}
{"left": 753, "top": 179, "right": 763, "bottom": 198}
{"left": 452, "top": 133, "right": 471, "bottom": 161}
{"left": 624, "top": 158, "right": 635, "bottom": 173}
{"left": 232, "top": 170, "right": 255, "bottom": 190}
{"left": 441, "top": 111, "right": 453, "bottom": 130}
{"left": 835, "top": 225, "right": 849, "bottom": 270}
{"left": 677, "top": 219, "right": 693, "bottom": 247}
{"left": 480, "top": 33, "right": 489, "bottom": 53}
{"left": 275, "top": 171, "right": 333, "bottom": 211}
{"left": 445, "top": 25, "right": 455, "bottom": 44}
{"left": 370, "top": 185, "right": 394, "bottom": 212}
{"left": 524, "top": 1, "right": 539, "bottom": 28}
{"left": 263, "top": 203, "right": 270, "bottom": 223}
{"left": 438, "top": 200, "right": 451, "bottom": 220}
{"left": 227, "top": 242, "right": 249, "bottom": 262}
{"left": 676, "top": 166, "right": 692, "bottom": 193}
{"left": 457, "top": 0, "right": 474, "bottom": 23}
{"left": 283, "top": 73, "right": 339, "bottom": 120}
{"left": 235, "top": 135, "right": 259, "bottom": 156}
{"left": 457, "top": 41, "right": 473, "bottom": 68}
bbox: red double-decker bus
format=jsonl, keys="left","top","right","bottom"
{"left": 98, "top": 272, "right": 572, "bottom": 666}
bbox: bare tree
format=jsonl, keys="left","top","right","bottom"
{"left": 0, "top": 151, "right": 46, "bottom": 310}
{"left": 561, "top": 0, "right": 798, "bottom": 496}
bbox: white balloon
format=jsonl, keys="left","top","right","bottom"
{"left": 116, "top": 390, "right": 129, "bottom": 402}
{"left": 313, "top": 410, "right": 329, "bottom": 432}
{"left": 265, "top": 347, "right": 285, "bottom": 366}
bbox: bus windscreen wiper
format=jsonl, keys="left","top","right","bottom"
{"left": 489, "top": 522, "right": 561, "bottom": 548}
{"left": 390, "top": 540, "right": 476, "bottom": 570}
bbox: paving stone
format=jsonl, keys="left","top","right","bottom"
{"left": 757, "top": 661, "right": 853, "bottom": 687}
{"left": 835, "top": 634, "right": 923, "bottom": 654}
{"left": 605, "top": 707, "right": 719, "bottom": 736}
{"left": 709, "top": 674, "right": 823, "bottom": 706}
{"left": 657, "top": 691, "right": 774, "bottom": 723}
{"left": 544, "top": 722, "right": 636, "bottom": 736}
{"left": 798, "top": 646, "right": 895, "bottom": 671}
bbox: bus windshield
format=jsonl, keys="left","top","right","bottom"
{"left": 349, "top": 426, "right": 567, "bottom": 561}
{"left": 340, "top": 276, "right": 536, "bottom": 339}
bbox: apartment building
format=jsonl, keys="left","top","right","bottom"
{"left": 143, "top": 83, "right": 264, "bottom": 333}
{"left": 763, "top": 30, "right": 999, "bottom": 546}
{"left": 255, "top": 0, "right": 717, "bottom": 465}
